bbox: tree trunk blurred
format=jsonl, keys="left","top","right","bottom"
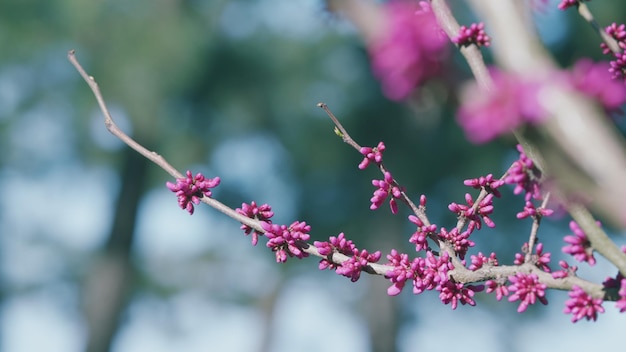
{"left": 82, "top": 149, "right": 149, "bottom": 352}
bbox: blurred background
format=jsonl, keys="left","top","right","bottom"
{"left": 1, "top": 0, "right": 625, "bottom": 351}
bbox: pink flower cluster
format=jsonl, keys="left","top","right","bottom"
{"left": 261, "top": 221, "right": 311, "bottom": 263}
{"left": 359, "top": 142, "right": 404, "bottom": 214}
{"left": 359, "top": 142, "right": 385, "bottom": 170}
{"left": 368, "top": 0, "right": 448, "bottom": 100}
{"left": 448, "top": 192, "right": 496, "bottom": 232}
{"left": 370, "top": 171, "right": 404, "bottom": 214}
{"left": 457, "top": 69, "right": 546, "bottom": 143}
{"left": 557, "top": 0, "right": 588, "bottom": 11}
{"left": 453, "top": 22, "right": 490, "bottom": 47}
{"left": 562, "top": 220, "right": 596, "bottom": 265}
{"left": 507, "top": 273, "right": 548, "bottom": 313}
{"left": 504, "top": 144, "right": 542, "bottom": 201}
{"left": 457, "top": 59, "right": 626, "bottom": 144}
{"left": 236, "top": 201, "right": 274, "bottom": 246}
{"left": 166, "top": 170, "right": 221, "bottom": 214}
{"left": 314, "top": 233, "right": 381, "bottom": 282}
{"left": 564, "top": 285, "right": 605, "bottom": 322}
{"left": 600, "top": 23, "right": 626, "bottom": 83}
{"left": 570, "top": 59, "right": 626, "bottom": 112}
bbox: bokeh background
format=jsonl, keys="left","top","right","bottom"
{"left": 1, "top": 1, "right": 625, "bottom": 351}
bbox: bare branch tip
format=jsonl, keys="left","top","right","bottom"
{"left": 317, "top": 102, "right": 327, "bottom": 108}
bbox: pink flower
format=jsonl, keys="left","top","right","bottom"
{"left": 504, "top": 144, "right": 542, "bottom": 201}
{"left": 438, "top": 227, "right": 475, "bottom": 260}
{"left": 469, "top": 252, "right": 498, "bottom": 271}
{"left": 370, "top": 171, "right": 404, "bottom": 214}
{"left": 166, "top": 170, "right": 221, "bottom": 215}
{"left": 463, "top": 173, "right": 504, "bottom": 198}
{"left": 368, "top": 1, "right": 448, "bottom": 100}
{"left": 314, "top": 232, "right": 357, "bottom": 270}
{"left": 335, "top": 249, "right": 382, "bottom": 282}
{"left": 552, "top": 260, "right": 578, "bottom": 279}
{"left": 508, "top": 273, "right": 548, "bottom": 313}
{"left": 486, "top": 280, "right": 509, "bottom": 301}
{"left": 564, "top": 285, "right": 604, "bottom": 322}
{"left": 453, "top": 22, "right": 490, "bottom": 47}
{"left": 438, "top": 281, "right": 483, "bottom": 309}
{"left": 457, "top": 69, "right": 547, "bottom": 143}
{"left": 562, "top": 220, "right": 596, "bottom": 266}
{"left": 385, "top": 249, "right": 416, "bottom": 296}
{"left": 569, "top": 59, "right": 626, "bottom": 110}
{"left": 262, "top": 221, "right": 311, "bottom": 263}
{"left": 516, "top": 201, "right": 554, "bottom": 219}
{"left": 408, "top": 215, "right": 437, "bottom": 252}
{"left": 448, "top": 192, "right": 496, "bottom": 231}
{"left": 236, "top": 201, "right": 273, "bottom": 246}
{"left": 358, "top": 142, "right": 386, "bottom": 170}
{"left": 558, "top": 0, "right": 588, "bottom": 10}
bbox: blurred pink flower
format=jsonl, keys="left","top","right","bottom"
{"left": 368, "top": 1, "right": 448, "bottom": 100}
{"left": 457, "top": 68, "right": 546, "bottom": 143}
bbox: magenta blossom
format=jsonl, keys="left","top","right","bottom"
{"left": 453, "top": 22, "right": 490, "bottom": 47}
{"left": 370, "top": 171, "right": 404, "bottom": 214}
{"left": 438, "top": 281, "right": 483, "bottom": 310}
{"left": 368, "top": 1, "right": 448, "bottom": 100}
{"left": 469, "top": 252, "right": 498, "bottom": 271}
{"left": 236, "top": 201, "right": 273, "bottom": 246}
{"left": 463, "top": 173, "right": 504, "bottom": 198}
{"left": 562, "top": 220, "right": 596, "bottom": 266}
{"left": 558, "top": 0, "right": 589, "bottom": 10}
{"left": 564, "top": 285, "right": 604, "bottom": 323}
{"left": 569, "top": 59, "right": 626, "bottom": 111}
{"left": 166, "top": 170, "right": 221, "bottom": 215}
{"left": 408, "top": 215, "right": 437, "bottom": 252}
{"left": 552, "top": 260, "right": 578, "bottom": 279}
{"left": 457, "top": 68, "right": 547, "bottom": 143}
{"left": 262, "top": 221, "right": 311, "bottom": 263}
{"left": 504, "top": 144, "right": 542, "bottom": 201}
{"left": 508, "top": 273, "right": 548, "bottom": 313}
{"left": 485, "top": 280, "right": 509, "bottom": 301}
{"left": 358, "top": 142, "right": 386, "bottom": 170}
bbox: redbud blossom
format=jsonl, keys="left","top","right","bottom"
{"left": 558, "top": 0, "right": 588, "bottom": 10}
{"left": 453, "top": 22, "right": 490, "bottom": 47}
{"left": 469, "top": 252, "right": 498, "bottom": 271}
{"left": 564, "top": 285, "right": 605, "bottom": 323}
{"left": 439, "top": 281, "right": 483, "bottom": 309}
{"left": 486, "top": 280, "right": 509, "bottom": 301}
{"left": 448, "top": 192, "right": 496, "bottom": 232}
{"left": 368, "top": 1, "right": 448, "bottom": 100}
{"left": 508, "top": 273, "right": 548, "bottom": 313}
{"left": 358, "top": 142, "right": 386, "bottom": 170}
{"left": 562, "top": 220, "right": 596, "bottom": 266}
{"left": 166, "top": 170, "right": 221, "bottom": 215}
{"left": 438, "top": 227, "right": 475, "bottom": 260}
{"left": 370, "top": 171, "right": 404, "bottom": 214}
{"left": 457, "top": 69, "right": 546, "bottom": 144}
{"left": 516, "top": 201, "right": 554, "bottom": 219}
{"left": 408, "top": 215, "right": 437, "bottom": 252}
{"left": 569, "top": 59, "right": 626, "bottom": 110}
{"left": 262, "top": 221, "right": 311, "bottom": 263}
{"left": 552, "top": 260, "right": 578, "bottom": 279}
{"left": 463, "top": 173, "right": 504, "bottom": 198}
{"left": 385, "top": 250, "right": 415, "bottom": 296}
{"left": 504, "top": 145, "right": 542, "bottom": 201}
{"left": 236, "top": 201, "right": 273, "bottom": 246}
